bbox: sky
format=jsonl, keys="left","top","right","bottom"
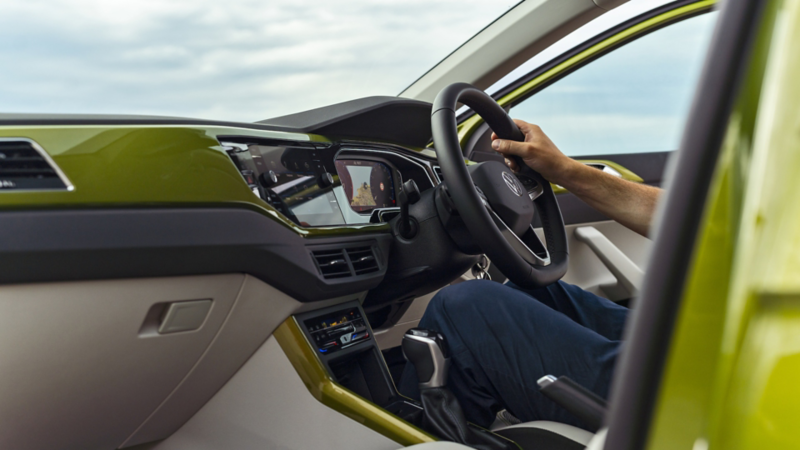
{"left": 0, "top": 0, "right": 711, "bottom": 127}
{"left": 0, "top": 0, "right": 515, "bottom": 121}
{"left": 511, "top": 12, "right": 717, "bottom": 156}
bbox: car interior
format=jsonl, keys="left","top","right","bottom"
{"left": 0, "top": 1, "right": 730, "bottom": 449}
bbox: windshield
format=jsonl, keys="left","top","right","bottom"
{"left": 0, "top": 1, "right": 515, "bottom": 122}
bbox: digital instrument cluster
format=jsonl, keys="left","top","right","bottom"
{"left": 334, "top": 159, "right": 396, "bottom": 213}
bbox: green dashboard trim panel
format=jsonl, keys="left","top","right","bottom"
{"left": 456, "top": 0, "right": 717, "bottom": 146}
{"left": 0, "top": 125, "right": 389, "bottom": 237}
{"left": 274, "top": 318, "right": 437, "bottom": 446}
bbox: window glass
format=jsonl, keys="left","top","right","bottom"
{"left": 509, "top": 12, "right": 717, "bottom": 157}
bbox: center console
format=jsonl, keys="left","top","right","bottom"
{"left": 296, "top": 301, "right": 423, "bottom": 421}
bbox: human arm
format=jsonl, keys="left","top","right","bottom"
{"left": 491, "top": 119, "right": 660, "bottom": 237}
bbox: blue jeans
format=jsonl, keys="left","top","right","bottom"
{"left": 398, "top": 280, "right": 628, "bottom": 429}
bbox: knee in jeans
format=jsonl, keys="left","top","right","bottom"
{"left": 421, "top": 280, "right": 495, "bottom": 326}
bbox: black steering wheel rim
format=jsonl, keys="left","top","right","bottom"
{"left": 431, "top": 82, "right": 569, "bottom": 288}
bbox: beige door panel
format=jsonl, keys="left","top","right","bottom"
{"left": 554, "top": 220, "right": 650, "bottom": 301}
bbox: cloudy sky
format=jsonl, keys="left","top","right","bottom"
{"left": 0, "top": 0, "right": 516, "bottom": 121}
{"left": 1, "top": 0, "right": 714, "bottom": 132}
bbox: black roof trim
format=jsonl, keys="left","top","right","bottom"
{"left": 257, "top": 96, "right": 433, "bottom": 148}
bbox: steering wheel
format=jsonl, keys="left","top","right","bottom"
{"left": 431, "top": 82, "right": 568, "bottom": 288}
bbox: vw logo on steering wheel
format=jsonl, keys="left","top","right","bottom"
{"left": 502, "top": 171, "right": 523, "bottom": 197}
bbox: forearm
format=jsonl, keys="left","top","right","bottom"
{"left": 554, "top": 160, "right": 660, "bottom": 237}
{"left": 491, "top": 120, "right": 661, "bottom": 236}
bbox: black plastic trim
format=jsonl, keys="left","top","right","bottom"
{"left": 494, "top": 427, "right": 586, "bottom": 450}
{"left": 258, "top": 96, "right": 434, "bottom": 148}
{"left": 0, "top": 207, "right": 392, "bottom": 302}
{"left": 603, "top": 0, "right": 765, "bottom": 449}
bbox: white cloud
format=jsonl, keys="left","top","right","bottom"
{"left": 0, "top": 0, "right": 514, "bottom": 121}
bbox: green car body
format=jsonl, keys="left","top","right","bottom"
{"left": 651, "top": 0, "right": 800, "bottom": 448}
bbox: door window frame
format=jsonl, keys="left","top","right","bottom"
{"left": 456, "top": 0, "right": 718, "bottom": 147}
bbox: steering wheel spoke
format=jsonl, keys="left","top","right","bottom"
{"left": 484, "top": 202, "right": 550, "bottom": 266}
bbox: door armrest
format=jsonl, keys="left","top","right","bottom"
{"left": 574, "top": 226, "right": 643, "bottom": 298}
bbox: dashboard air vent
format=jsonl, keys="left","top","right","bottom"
{"left": 0, "top": 139, "right": 71, "bottom": 191}
{"left": 433, "top": 166, "right": 443, "bottom": 184}
{"left": 347, "top": 246, "right": 379, "bottom": 276}
{"left": 311, "top": 249, "right": 352, "bottom": 279}
{"left": 311, "top": 245, "right": 380, "bottom": 279}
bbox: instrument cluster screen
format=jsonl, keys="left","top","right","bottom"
{"left": 304, "top": 307, "right": 370, "bottom": 354}
{"left": 334, "top": 159, "right": 396, "bottom": 214}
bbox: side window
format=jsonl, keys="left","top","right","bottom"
{"left": 509, "top": 12, "right": 717, "bottom": 157}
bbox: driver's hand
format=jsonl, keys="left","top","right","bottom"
{"left": 491, "top": 119, "right": 576, "bottom": 185}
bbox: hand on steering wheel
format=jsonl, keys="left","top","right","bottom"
{"left": 431, "top": 83, "right": 569, "bottom": 288}
{"left": 490, "top": 120, "right": 573, "bottom": 187}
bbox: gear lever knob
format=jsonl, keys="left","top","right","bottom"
{"left": 402, "top": 328, "right": 450, "bottom": 389}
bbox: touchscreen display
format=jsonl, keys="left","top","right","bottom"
{"left": 334, "top": 159, "right": 396, "bottom": 213}
{"left": 239, "top": 145, "right": 347, "bottom": 227}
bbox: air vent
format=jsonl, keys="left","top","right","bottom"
{"left": 311, "top": 249, "right": 352, "bottom": 279}
{"left": 0, "top": 139, "right": 72, "bottom": 191}
{"left": 433, "top": 166, "right": 443, "bottom": 184}
{"left": 347, "top": 246, "right": 379, "bottom": 276}
{"left": 311, "top": 245, "right": 380, "bottom": 279}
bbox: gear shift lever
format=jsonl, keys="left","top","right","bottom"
{"left": 402, "top": 328, "right": 450, "bottom": 389}
{"left": 403, "top": 328, "right": 511, "bottom": 450}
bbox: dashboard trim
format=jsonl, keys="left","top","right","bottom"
{"left": 273, "top": 317, "right": 436, "bottom": 446}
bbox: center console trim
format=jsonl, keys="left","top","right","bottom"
{"left": 273, "top": 316, "right": 436, "bottom": 446}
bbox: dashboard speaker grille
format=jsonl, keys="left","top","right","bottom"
{"left": 0, "top": 140, "right": 71, "bottom": 191}
{"left": 311, "top": 245, "right": 380, "bottom": 279}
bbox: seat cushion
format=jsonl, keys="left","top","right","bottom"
{"left": 493, "top": 421, "right": 593, "bottom": 450}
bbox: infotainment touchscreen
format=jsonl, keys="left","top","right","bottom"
{"left": 334, "top": 159, "right": 396, "bottom": 214}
